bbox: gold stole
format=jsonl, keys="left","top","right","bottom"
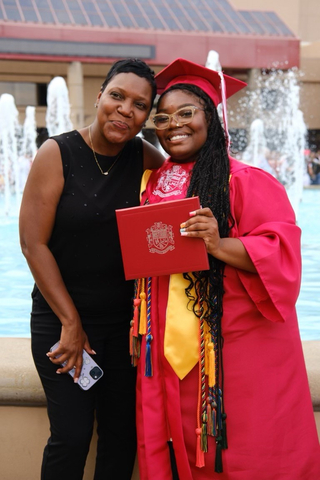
{"left": 164, "top": 274, "right": 199, "bottom": 380}
{"left": 140, "top": 170, "right": 201, "bottom": 380}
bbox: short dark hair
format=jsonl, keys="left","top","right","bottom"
{"left": 101, "top": 58, "right": 157, "bottom": 109}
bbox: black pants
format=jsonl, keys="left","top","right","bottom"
{"left": 31, "top": 312, "right": 137, "bottom": 480}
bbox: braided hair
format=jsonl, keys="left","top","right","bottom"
{"left": 158, "top": 83, "right": 232, "bottom": 330}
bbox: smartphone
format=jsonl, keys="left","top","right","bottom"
{"left": 50, "top": 342, "right": 104, "bottom": 390}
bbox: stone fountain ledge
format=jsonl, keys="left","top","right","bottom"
{"left": 0, "top": 337, "right": 46, "bottom": 405}
{"left": 0, "top": 337, "right": 319, "bottom": 410}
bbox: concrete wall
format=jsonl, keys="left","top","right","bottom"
{"left": 0, "top": 337, "right": 319, "bottom": 480}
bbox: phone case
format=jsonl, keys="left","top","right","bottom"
{"left": 50, "top": 342, "right": 104, "bottom": 390}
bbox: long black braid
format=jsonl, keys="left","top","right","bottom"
{"left": 160, "top": 84, "right": 234, "bottom": 466}
{"left": 158, "top": 84, "right": 232, "bottom": 328}
{"left": 158, "top": 83, "right": 232, "bottom": 466}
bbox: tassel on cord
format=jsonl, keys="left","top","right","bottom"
{"left": 144, "top": 277, "right": 153, "bottom": 377}
{"left": 133, "top": 298, "right": 141, "bottom": 337}
{"left": 206, "top": 397, "right": 213, "bottom": 436}
{"left": 129, "top": 318, "right": 133, "bottom": 354}
{"left": 201, "top": 411, "right": 208, "bottom": 453}
{"left": 130, "top": 280, "right": 141, "bottom": 366}
{"left": 129, "top": 320, "right": 134, "bottom": 358}
{"left": 139, "top": 278, "right": 147, "bottom": 335}
{"left": 215, "top": 436, "right": 223, "bottom": 474}
{"left": 196, "top": 428, "right": 205, "bottom": 468}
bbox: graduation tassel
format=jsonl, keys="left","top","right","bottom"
{"left": 215, "top": 436, "right": 223, "bottom": 474}
{"left": 130, "top": 281, "right": 141, "bottom": 365}
{"left": 196, "top": 428, "right": 205, "bottom": 468}
{"left": 129, "top": 320, "right": 136, "bottom": 366}
{"left": 130, "top": 330, "right": 141, "bottom": 364}
{"left": 212, "top": 403, "right": 217, "bottom": 437}
{"left": 133, "top": 297, "right": 141, "bottom": 337}
{"left": 201, "top": 411, "right": 208, "bottom": 453}
{"left": 167, "top": 439, "right": 179, "bottom": 480}
{"left": 206, "top": 398, "right": 213, "bottom": 436}
{"left": 129, "top": 320, "right": 134, "bottom": 356}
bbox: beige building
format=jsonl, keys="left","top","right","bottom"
{"left": 232, "top": 0, "right": 320, "bottom": 148}
{"left": 0, "top": 0, "right": 319, "bottom": 149}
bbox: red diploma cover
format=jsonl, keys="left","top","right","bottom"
{"left": 116, "top": 197, "right": 209, "bottom": 280}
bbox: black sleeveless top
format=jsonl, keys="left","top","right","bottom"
{"left": 32, "top": 130, "right": 143, "bottom": 321}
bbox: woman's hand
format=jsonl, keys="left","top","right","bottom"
{"left": 180, "top": 207, "right": 220, "bottom": 256}
{"left": 46, "top": 323, "right": 96, "bottom": 382}
{"left": 180, "top": 208, "right": 257, "bottom": 273}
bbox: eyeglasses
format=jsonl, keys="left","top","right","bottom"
{"left": 151, "top": 106, "right": 204, "bottom": 130}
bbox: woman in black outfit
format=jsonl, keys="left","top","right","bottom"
{"left": 19, "top": 58, "right": 164, "bottom": 480}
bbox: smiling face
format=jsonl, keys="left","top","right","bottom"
{"left": 155, "top": 89, "right": 208, "bottom": 163}
{"left": 94, "top": 72, "right": 153, "bottom": 150}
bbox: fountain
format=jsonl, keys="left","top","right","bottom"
{"left": 0, "top": 76, "right": 74, "bottom": 216}
{"left": 206, "top": 50, "right": 307, "bottom": 217}
{"left": 0, "top": 96, "right": 39, "bottom": 216}
{"left": 0, "top": 94, "right": 21, "bottom": 215}
{"left": 46, "top": 76, "right": 73, "bottom": 137}
{"left": 17, "top": 106, "right": 37, "bottom": 195}
{"left": 0, "top": 67, "right": 318, "bottom": 339}
{"left": 21, "top": 106, "right": 37, "bottom": 161}
{"left": 234, "top": 67, "right": 306, "bottom": 217}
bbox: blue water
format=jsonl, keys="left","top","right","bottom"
{"left": 0, "top": 189, "right": 319, "bottom": 339}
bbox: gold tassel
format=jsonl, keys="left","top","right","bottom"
{"left": 206, "top": 398, "right": 213, "bottom": 436}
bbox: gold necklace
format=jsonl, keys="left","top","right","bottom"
{"left": 88, "top": 126, "right": 123, "bottom": 176}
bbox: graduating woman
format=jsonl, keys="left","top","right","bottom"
{"left": 131, "top": 58, "right": 320, "bottom": 480}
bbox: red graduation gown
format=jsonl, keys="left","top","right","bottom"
{"left": 136, "top": 158, "right": 320, "bottom": 479}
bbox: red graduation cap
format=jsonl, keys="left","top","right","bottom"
{"left": 155, "top": 57, "right": 247, "bottom": 150}
{"left": 155, "top": 57, "right": 247, "bottom": 107}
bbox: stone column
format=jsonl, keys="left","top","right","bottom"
{"left": 246, "top": 68, "right": 261, "bottom": 127}
{"left": 67, "top": 61, "right": 84, "bottom": 129}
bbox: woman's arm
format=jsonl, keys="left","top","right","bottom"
{"left": 142, "top": 138, "right": 165, "bottom": 170}
{"left": 180, "top": 207, "right": 257, "bottom": 273}
{"left": 19, "top": 140, "right": 94, "bottom": 381}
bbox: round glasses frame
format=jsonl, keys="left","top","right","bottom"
{"left": 151, "top": 106, "right": 204, "bottom": 130}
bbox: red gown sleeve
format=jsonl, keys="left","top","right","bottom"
{"left": 229, "top": 163, "right": 302, "bottom": 323}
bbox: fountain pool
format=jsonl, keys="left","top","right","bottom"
{"left": 0, "top": 188, "right": 319, "bottom": 339}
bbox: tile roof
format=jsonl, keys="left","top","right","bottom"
{"left": 0, "top": 0, "right": 295, "bottom": 38}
